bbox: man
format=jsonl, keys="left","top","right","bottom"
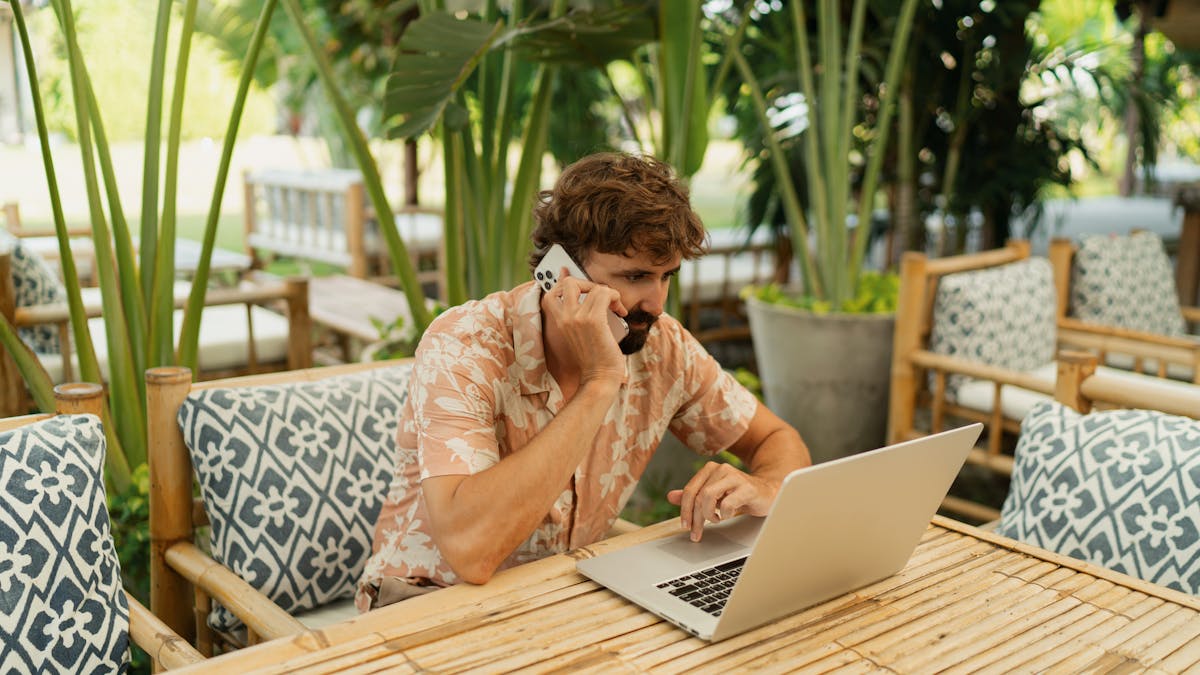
{"left": 356, "top": 152, "right": 810, "bottom": 611}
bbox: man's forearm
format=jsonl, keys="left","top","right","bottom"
{"left": 421, "top": 378, "right": 621, "bottom": 583}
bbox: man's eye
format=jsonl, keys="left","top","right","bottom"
{"left": 625, "top": 274, "right": 646, "bottom": 282}
{"left": 663, "top": 270, "right": 678, "bottom": 280}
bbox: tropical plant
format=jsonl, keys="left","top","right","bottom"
{"left": 725, "top": 0, "right": 919, "bottom": 312}
{"left": 0, "top": 0, "right": 436, "bottom": 460}
{"left": 382, "top": 1, "right": 752, "bottom": 304}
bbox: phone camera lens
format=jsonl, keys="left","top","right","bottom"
{"left": 536, "top": 271, "right": 544, "bottom": 280}
{"left": 543, "top": 281, "right": 552, "bottom": 291}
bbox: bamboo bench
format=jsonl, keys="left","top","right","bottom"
{"left": 889, "top": 241, "right": 1200, "bottom": 522}
{"left": 1049, "top": 232, "right": 1200, "bottom": 382}
{"left": 0, "top": 383, "right": 204, "bottom": 671}
{"left": 0, "top": 247, "right": 313, "bottom": 417}
{"left": 243, "top": 169, "right": 444, "bottom": 298}
{"left": 678, "top": 228, "right": 785, "bottom": 346}
{"left": 146, "top": 359, "right": 640, "bottom": 656}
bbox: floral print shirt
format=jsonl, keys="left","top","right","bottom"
{"left": 355, "top": 281, "right": 758, "bottom": 611}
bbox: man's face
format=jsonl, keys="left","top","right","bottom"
{"left": 582, "top": 249, "right": 682, "bottom": 354}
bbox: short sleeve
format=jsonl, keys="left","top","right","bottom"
{"left": 409, "top": 320, "right": 505, "bottom": 480}
{"left": 667, "top": 326, "right": 758, "bottom": 456}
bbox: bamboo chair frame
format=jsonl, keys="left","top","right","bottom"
{"left": 888, "top": 241, "right": 1055, "bottom": 522}
{"left": 0, "top": 249, "right": 313, "bottom": 417}
{"left": 243, "top": 170, "right": 445, "bottom": 299}
{"left": 1055, "top": 349, "right": 1200, "bottom": 418}
{"left": 147, "top": 359, "right": 642, "bottom": 656}
{"left": 0, "top": 383, "right": 205, "bottom": 671}
{"left": 1049, "top": 236, "right": 1200, "bottom": 383}
{"left": 681, "top": 236, "right": 788, "bottom": 346}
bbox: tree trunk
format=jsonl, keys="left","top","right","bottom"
{"left": 1119, "top": 1, "right": 1149, "bottom": 197}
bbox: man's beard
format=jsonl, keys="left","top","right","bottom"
{"left": 618, "top": 309, "right": 658, "bottom": 355}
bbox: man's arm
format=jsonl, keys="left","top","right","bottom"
{"left": 668, "top": 402, "right": 811, "bottom": 541}
{"left": 421, "top": 377, "right": 619, "bottom": 584}
{"left": 422, "top": 276, "right": 626, "bottom": 584}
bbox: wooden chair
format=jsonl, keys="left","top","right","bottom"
{"left": 887, "top": 240, "right": 1200, "bottom": 522}
{"left": 2, "top": 201, "right": 97, "bottom": 285}
{"left": 0, "top": 382, "right": 204, "bottom": 671}
{"left": 147, "top": 359, "right": 641, "bottom": 656}
{"left": 0, "top": 248, "right": 313, "bottom": 417}
{"left": 243, "top": 169, "right": 444, "bottom": 299}
{"left": 678, "top": 228, "right": 786, "bottom": 347}
{"left": 990, "top": 350, "right": 1200, "bottom": 594}
{"left": 1049, "top": 233, "right": 1200, "bottom": 382}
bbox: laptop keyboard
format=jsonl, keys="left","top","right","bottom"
{"left": 655, "top": 556, "right": 747, "bottom": 617}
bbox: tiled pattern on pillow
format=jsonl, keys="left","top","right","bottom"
{"left": 0, "top": 415, "right": 130, "bottom": 671}
{"left": 998, "top": 401, "right": 1200, "bottom": 594}
{"left": 1071, "top": 232, "right": 1186, "bottom": 336}
{"left": 928, "top": 257, "right": 1057, "bottom": 397}
{"left": 178, "top": 365, "right": 410, "bottom": 632}
{"left": 0, "top": 231, "right": 68, "bottom": 354}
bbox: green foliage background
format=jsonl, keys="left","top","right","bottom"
{"left": 27, "top": 0, "right": 276, "bottom": 142}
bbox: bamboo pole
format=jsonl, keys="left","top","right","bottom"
{"left": 53, "top": 381, "right": 104, "bottom": 415}
{"left": 284, "top": 276, "right": 311, "bottom": 370}
{"left": 1048, "top": 238, "right": 1074, "bottom": 321}
{"left": 1055, "top": 350, "right": 1098, "bottom": 413}
{"left": 147, "top": 365, "right": 197, "bottom": 643}
{"left": 888, "top": 251, "right": 927, "bottom": 444}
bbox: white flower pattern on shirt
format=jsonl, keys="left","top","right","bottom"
{"left": 355, "top": 281, "right": 758, "bottom": 611}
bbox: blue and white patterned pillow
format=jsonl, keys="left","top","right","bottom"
{"left": 1071, "top": 232, "right": 1186, "bottom": 336}
{"left": 998, "top": 401, "right": 1200, "bottom": 594}
{"left": 0, "top": 415, "right": 130, "bottom": 672}
{"left": 177, "top": 364, "right": 411, "bottom": 632}
{"left": 928, "top": 257, "right": 1057, "bottom": 396}
{"left": 0, "top": 231, "right": 68, "bottom": 354}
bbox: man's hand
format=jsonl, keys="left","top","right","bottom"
{"left": 667, "top": 461, "right": 779, "bottom": 542}
{"left": 540, "top": 269, "right": 627, "bottom": 384}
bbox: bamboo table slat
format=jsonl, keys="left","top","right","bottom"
{"left": 172, "top": 516, "right": 1200, "bottom": 674}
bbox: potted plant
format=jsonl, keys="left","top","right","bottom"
{"left": 726, "top": 0, "right": 919, "bottom": 463}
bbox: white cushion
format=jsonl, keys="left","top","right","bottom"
{"left": 292, "top": 598, "right": 359, "bottom": 629}
{"left": 38, "top": 304, "right": 292, "bottom": 383}
{"left": 954, "top": 363, "right": 1200, "bottom": 421}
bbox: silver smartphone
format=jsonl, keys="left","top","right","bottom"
{"left": 534, "top": 244, "right": 630, "bottom": 342}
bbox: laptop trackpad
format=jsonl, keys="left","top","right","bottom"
{"left": 656, "top": 532, "right": 745, "bottom": 564}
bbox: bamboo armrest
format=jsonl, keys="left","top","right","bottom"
{"left": 1182, "top": 306, "right": 1200, "bottom": 324}
{"left": 126, "top": 592, "right": 206, "bottom": 669}
{"left": 909, "top": 350, "right": 1055, "bottom": 394}
{"left": 12, "top": 280, "right": 300, "bottom": 327}
{"left": 1058, "top": 318, "right": 1199, "bottom": 351}
{"left": 1080, "top": 370, "right": 1200, "bottom": 418}
{"left": 164, "top": 541, "right": 307, "bottom": 642}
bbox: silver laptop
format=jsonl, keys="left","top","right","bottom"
{"left": 577, "top": 423, "right": 983, "bottom": 642}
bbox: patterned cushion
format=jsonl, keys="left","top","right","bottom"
{"left": 928, "top": 257, "right": 1057, "bottom": 396}
{"left": 997, "top": 401, "right": 1200, "bottom": 594}
{"left": 177, "top": 365, "right": 411, "bottom": 631}
{"left": 0, "top": 415, "right": 130, "bottom": 671}
{"left": 0, "top": 231, "right": 68, "bottom": 354}
{"left": 1071, "top": 232, "right": 1185, "bottom": 336}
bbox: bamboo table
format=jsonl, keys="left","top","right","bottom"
{"left": 172, "top": 516, "right": 1200, "bottom": 673}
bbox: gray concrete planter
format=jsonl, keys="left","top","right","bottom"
{"left": 746, "top": 295, "right": 895, "bottom": 464}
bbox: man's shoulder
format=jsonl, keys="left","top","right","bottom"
{"left": 427, "top": 283, "right": 534, "bottom": 337}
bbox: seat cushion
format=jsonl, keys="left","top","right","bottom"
{"left": 0, "top": 415, "right": 129, "bottom": 671}
{"left": 1, "top": 231, "right": 68, "bottom": 353}
{"left": 929, "top": 257, "right": 1057, "bottom": 397}
{"left": 38, "top": 304, "right": 293, "bottom": 384}
{"left": 997, "top": 400, "right": 1200, "bottom": 594}
{"left": 177, "top": 364, "right": 412, "bottom": 632}
{"left": 1071, "top": 231, "right": 1185, "bottom": 336}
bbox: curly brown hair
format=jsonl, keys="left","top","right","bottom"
{"left": 528, "top": 152, "right": 708, "bottom": 271}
